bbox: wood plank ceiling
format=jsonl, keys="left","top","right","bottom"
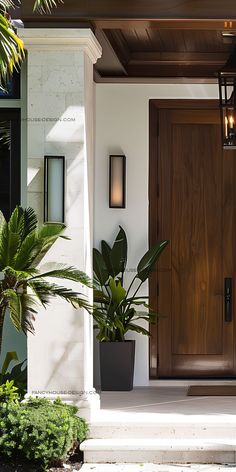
{"left": 95, "top": 25, "right": 234, "bottom": 80}
{"left": 18, "top": 0, "right": 236, "bottom": 81}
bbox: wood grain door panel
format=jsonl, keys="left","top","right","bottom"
{"left": 150, "top": 101, "right": 235, "bottom": 378}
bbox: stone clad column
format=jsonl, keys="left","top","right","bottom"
{"left": 18, "top": 28, "right": 102, "bottom": 419}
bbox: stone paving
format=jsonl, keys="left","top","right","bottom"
{"left": 81, "top": 465, "right": 236, "bottom": 472}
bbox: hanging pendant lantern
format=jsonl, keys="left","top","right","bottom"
{"left": 218, "top": 45, "right": 236, "bottom": 149}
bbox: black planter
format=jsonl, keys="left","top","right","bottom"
{"left": 99, "top": 340, "right": 135, "bottom": 391}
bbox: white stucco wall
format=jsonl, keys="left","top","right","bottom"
{"left": 94, "top": 82, "right": 219, "bottom": 386}
{"left": 17, "top": 29, "right": 101, "bottom": 416}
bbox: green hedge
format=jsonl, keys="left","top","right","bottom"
{"left": 0, "top": 397, "right": 88, "bottom": 470}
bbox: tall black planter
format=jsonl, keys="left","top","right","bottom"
{"left": 99, "top": 340, "right": 135, "bottom": 391}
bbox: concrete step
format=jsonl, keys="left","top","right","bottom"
{"left": 89, "top": 421, "right": 236, "bottom": 439}
{"left": 80, "top": 438, "right": 236, "bottom": 464}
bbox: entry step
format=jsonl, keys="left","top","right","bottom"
{"left": 80, "top": 438, "right": 236, "bottom": 464}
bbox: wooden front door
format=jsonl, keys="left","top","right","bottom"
{"left": 149, "top": 100, "right": 236, "bottom": 378}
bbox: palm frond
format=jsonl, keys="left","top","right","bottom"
{"left": 13, "top": 231, "right": 41, "bottom": 270}
{"left": 33, "top": 0, "right": 63, "bottom": 14}
{"left": 0, "top": 223, "right": 21, "bottom": 269}
{"left": 0, "top": 13, "right": 25, "bottom": 90}
{"left": 3, "top": 266, "right": 38, "bottom": 281}
{"left": 0, "top": 120, "right": 11, "bottom": 149}
{"left": 32, "top": 223, "right": 67, "bottom": 267}
{"left": 22, "top": 207, "right": 38, "bottom": 238}
{"left": 31, "top": 263, "right": 93, "bottom": 288}
{"left": 3, "top": 288, "right": 22, "bottom": 331}
{"left": 0, "top": 0, "right": 15, "bottom": 13}
{"left": 2, "top": 288, "right": 37, "bottom": 335}
{"left": 8, "top": 206, "right": 24, "bottom": 238}
{"left": 20, "top": 293, "right": 37, "bottom": 334}
{"left": 29, "top": 279, "right": 89, "bottom": 309}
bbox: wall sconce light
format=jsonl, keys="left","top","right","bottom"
{"left": 44, "top": 156, "right": 65, "bottom": 222}
{"left": 218, "top": 45, "right": 236, "bottom": 149}
{"left": 109, "top": 154, "right": 126, "bottom": 208}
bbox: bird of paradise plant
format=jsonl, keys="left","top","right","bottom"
{"left": 93, "top": 226, "right": 168, "bottom": 342}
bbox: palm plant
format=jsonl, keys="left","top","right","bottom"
{"left": 0, "top": 205, "right": 91, "bottom": 357}
{"left": 0, "top": 0, "right": 63, "bottom": 89}
{"left": 93, "top": 226, "right": 168, "bottom": 342}
{"left": 0, "top": 2, "right": 24, "bottom": 89}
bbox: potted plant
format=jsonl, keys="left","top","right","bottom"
{"left": 93, "top": 226, "right": 168, "bottom": 391}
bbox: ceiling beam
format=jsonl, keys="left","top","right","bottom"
{"left": 125, "top": 63, "right": 221, "bottom": 77}
{"left": 129, "top": 52, "right": 229, "bottom": 65}
{"left": 94, "top": 20, "right": 236, "bottom": 30}
{"left": 19, "top": 1, "right": 236, "bottom": 24}
{"left": 103, "top": 30, "right": 130, "bottom": 67}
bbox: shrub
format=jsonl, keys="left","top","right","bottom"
{"left": 0, "top": 380, "right": 19, "bottom": 404}
{"left": 0, "top": 396, "right": 88, "bottom": 470}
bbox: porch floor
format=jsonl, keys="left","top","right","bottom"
{"left": 96, "top": 385, "right": 236, "bottom": 418}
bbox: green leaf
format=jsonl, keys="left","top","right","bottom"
{"left": 3, "top": 266, "right": 37, "bottom": 281}
{"left": 101, "top": 240, "right": 116, "bottom": 277}
{"left": 22, "top": 207, "right": 38, "bottom": 238}
{"left": 93, "top": 248, "right": 109, "bottom": 286}
{"left": 8, "top": 206, "right": 24, "bottom": 238}
{"left": 0, "top": 224, "right": 21, "bottom": 269}
{"left": 1, "top": 359, "right": 27, "bottom": 399}
{"left": 110, "top": 225, "right": 127, "bottom": 276}
{"left": 4, "top": 289, "right": 22, "bottom": 331}
{"left": 13, "top": 231, "right": 41, "bottom": 270}
{"left": 0, "top": 13, "right": 25, "bottom": 90}
{"left": 37, "top": 222, "right": 66, "bottom": 240}
{"left": 20, "top": 293, "right": 37, "bottom": 334}
{"left": 0, "top": 210, "right": 6, "bottom": 236}
{"left": 128, "top": 323, "right": 151, "bottom": 336}
{"left": 109, "top": 277, "right": 126, "bottom": 304}
{"left": 1, "top": 351, "right": 18, "bottom": 376}
{"left": 137, "top": 240, "right": 169, "bottom": 282}
{"left": 32, "top": 223, "right": 67, "bottom": 267}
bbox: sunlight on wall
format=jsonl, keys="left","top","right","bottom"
{"left": 28, "top": 166, "right": 41, "bottom": 186}
{"left": 46, "top": 106, "right": 85, "bottom": 143}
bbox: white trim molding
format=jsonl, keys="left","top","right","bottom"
{"left": 18, "top": 28, "right": 102, "bottom": 64}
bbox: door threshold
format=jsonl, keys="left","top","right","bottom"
{"left": 149, "top": 379, "right": 236, "bottom": 387}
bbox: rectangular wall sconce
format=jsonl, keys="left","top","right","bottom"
{"left": 109, "top": 154, "right": 126, "bottom": 208}
{"left": 44, "top": 156, "right": 65, "bottom": 222}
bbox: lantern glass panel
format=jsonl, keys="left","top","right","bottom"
{"left": 44, "top": 156, "right": 65, "bottom": 222}
{"left": 219, "top": 74, "right": 236, "bottom": 149}
{"left": 109, "top": 155, "right": 126, "bottom": 208}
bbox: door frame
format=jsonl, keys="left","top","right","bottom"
{"left": 149, "top": 99, "right": 220, "bottom": 379}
